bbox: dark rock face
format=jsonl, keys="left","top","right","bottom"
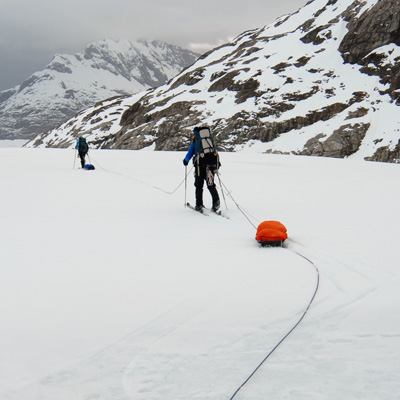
{"left": 337, "top": 0, "right": 400, "bottom": 162}
{"left": 365, "top": 139, "right": 400, "bottom": 162}
{"left": 300, "top": 122, "right": 370, "bottom": 158}
{"left": 108, "top": 100, "right": 204, "bottom": 150}
{"left": 339, "top": 0, "right": 400, "bottom": 64}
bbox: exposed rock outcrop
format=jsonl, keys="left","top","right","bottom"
{"left": 339, "top": 0, "right": 400, "bottom": 64}
{"left": 300, "top": 122, "right": 370, "bottom": 157}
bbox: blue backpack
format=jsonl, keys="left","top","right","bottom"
{"left": 193, "top": 127, "right": 217, "bottom": 159}
{"left": 77, "top": 137, "right": 89, "bottom": 154}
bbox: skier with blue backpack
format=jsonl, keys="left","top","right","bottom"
{"left": 183, "top": 126, "right": 220, "bottom": 212}
{"left": 76, "top": 136, "right": 89, "bottom": 168}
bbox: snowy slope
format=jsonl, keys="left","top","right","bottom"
{"left": 1, "top": 148, "right": 399, "bottom": 399}
{"left": 29, "top": 0, "right": 400, "bottom": 163}
{"left": 0, "top": 39, "right": 198, "bottom": 140}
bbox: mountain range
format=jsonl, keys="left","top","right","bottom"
{"left": 0, "top": 39, "right": 199, "bottom": 140}
{"left": 28, "top": 0, "right": 400, "bottom": 163}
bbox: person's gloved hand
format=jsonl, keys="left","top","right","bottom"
{"left": 183, "top": 159, "right": 188, "bottom": 166}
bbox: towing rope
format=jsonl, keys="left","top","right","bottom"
{"left": 229, "top": 249, "right": 319, "bottom": 399}
{"left": 88, "top": 153, "right": 194, "bottom": 194}
{"left": 86, "top": 151, "right": 320, "bottom": 399}
{"left": 217, "top": 174, "right": 258, "bottom": 230}
{"left": 215, "top": 175, "right": 320, "bottom": 399}
{"left": 153, "top": 165, "right": 194, "bottom": 195}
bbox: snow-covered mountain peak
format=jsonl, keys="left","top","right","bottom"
{"left": 0, "top": 39, "right": 199, "bottom": 140}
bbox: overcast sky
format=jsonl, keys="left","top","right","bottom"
{"left": 0, "top": 0, "right": 307, "bottom": 92}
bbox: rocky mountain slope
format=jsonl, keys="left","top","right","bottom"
{"left": 0, "top": 39, "right": 198, "bottom": 140}
{"left": 29, "top": 0, "right": 400, "bottom": 163}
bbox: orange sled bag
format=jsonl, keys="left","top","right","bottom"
{"left": 256, "top": 221, "right": 287, "bottom": 247}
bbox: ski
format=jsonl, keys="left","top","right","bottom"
{"left": 186, "top": 203, "right": 229, "bottom": 219}
{"left": 210, "top": 208, "right": 229, "bottom": 219}
{"left": 186, "top": 202, "right": 209, "bottom": 216}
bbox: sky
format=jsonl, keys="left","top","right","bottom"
{"left": 0, "top": 0, "right": 307, "bottom": 92}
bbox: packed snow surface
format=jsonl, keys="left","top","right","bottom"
{"left": 1, "top": 148, "right": 399, "bottom": 399}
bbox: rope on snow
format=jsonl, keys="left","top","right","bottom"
{"left": 217, "top": 174, "right": 259, "bottom": 230}
{"left": 86, "top": 152, "right": 320, "bottom": 399}
{"left": 214, "top": 176, "right": 321, "bottom": 399}
{"left": 88, "top": 153, "right": 194, "bottom": 194}
{"left": 229, "top": 249, "right": 320, "bottom": 400}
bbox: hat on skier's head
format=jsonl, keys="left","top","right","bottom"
{"left": 193, "top": 126, "right": 209, "bottom": 133}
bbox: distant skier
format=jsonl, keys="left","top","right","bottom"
{"left": 76, "top": 137, "right": 89, "bottom": 168}
{"left": 183, "top": 126, "right": 220, "bottom": 212}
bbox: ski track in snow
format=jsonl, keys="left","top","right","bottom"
{"left": 1, "top": 148, "right": 400, "bottom": 400}
{"left": 5, "top": 248, "right": 317, "bottom": 400}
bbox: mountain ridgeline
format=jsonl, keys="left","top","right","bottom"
{"left": 29, "top": 0, "right": 400, "bottom": 163}
{"left": 0, "top": 39, "right": 199, "bottom": 140}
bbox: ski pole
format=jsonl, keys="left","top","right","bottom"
{"left": 184, "top": 165, "right": 187, "bottom": 206}
{"left": 216, "top": 171, "right": 227, "bottom": 210}
{"left": 73, "top": 149, "right": 77, "bottom": 169}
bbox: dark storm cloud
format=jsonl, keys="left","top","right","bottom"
{"left": 0, "top": 0, "right": 307, "bottom": 91}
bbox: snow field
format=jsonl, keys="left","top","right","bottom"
{"left": 1, "top": 148, "right": 399, "bottom": 399}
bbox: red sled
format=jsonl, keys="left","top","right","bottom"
{"left": 256, "top": 221, "right": 287, "bottom": 247}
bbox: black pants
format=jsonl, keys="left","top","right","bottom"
{"left": 78, "top": 151, "right": 86, "bottom": 168}
{"left": 195, "top": 165, "right": 219, "bottom": 207}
